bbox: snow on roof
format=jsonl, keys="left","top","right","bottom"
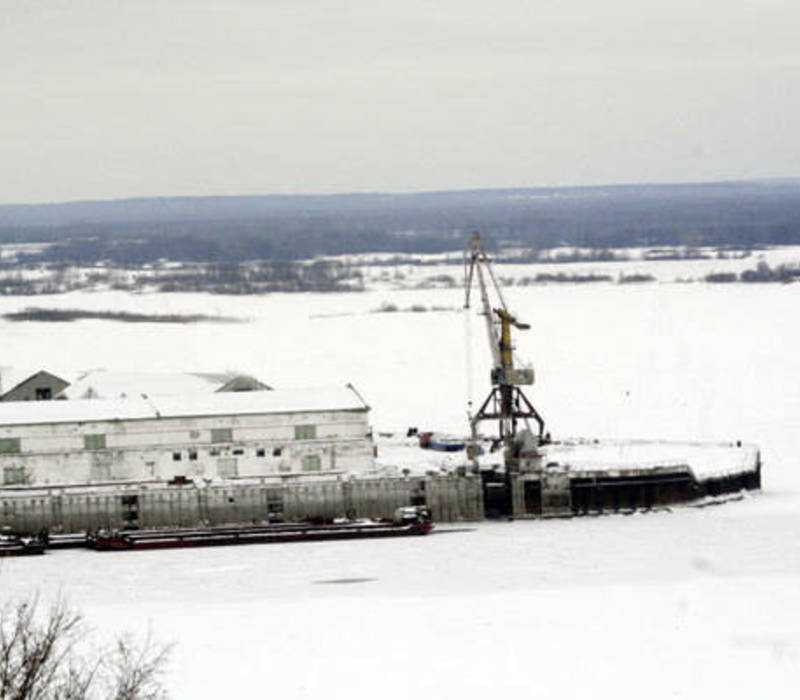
{"left": 0, "top": 386, "right": 368, "bottom": 427}
{"left": 57, "top": 370, "right": 268, "bottom": 400}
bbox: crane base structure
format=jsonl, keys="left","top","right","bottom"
{"left": 459, "top": 232, "right": 761, "bottom": 515}
{"left": 470, "top": 385, "right": 545, "bottom": 444}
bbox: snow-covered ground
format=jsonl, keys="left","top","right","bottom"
{"left": 347, "top": 244, "right": 800, "bottom": 289}
{"left": 374, "top": 433, "right": 759, "bottom": 480}
{"left": 1, "top": 258, "right": 799, "bottom": 698}
{"left": 4, "top": 243, "right": 800, "bottom": 294}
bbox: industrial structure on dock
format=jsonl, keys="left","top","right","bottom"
{"left": 0, "top": 387, "right": 374, "bottom": 486}
{"left": 0, "top": 233, "right": 763, "bottom": 535}
{"left": 459, "top": 232, "right": 761, "bottom": 516}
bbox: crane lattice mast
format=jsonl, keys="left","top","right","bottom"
{"left": 464, "top": 232, "right": 545, "bottom": 446}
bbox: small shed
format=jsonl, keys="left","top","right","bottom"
{"left": 0, "top": 369, "right": 70, "bottom": 402}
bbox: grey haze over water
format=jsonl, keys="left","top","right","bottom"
{"left": 2, "top": 0, "right": 798, "bottom": 204}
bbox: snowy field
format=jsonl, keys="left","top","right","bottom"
{"left": 347, "top": 244, "right": 800, "bottom": 289}
{"left": 1, "top": 257, "right": 799, "bottom": 697}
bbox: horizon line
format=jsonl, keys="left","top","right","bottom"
{"left": 2, "top": 176, "right": 799, "bottom": 210}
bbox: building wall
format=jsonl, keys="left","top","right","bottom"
{"left": 0, "top": 474, "right": 485, "bottom": 533}
{"left": 0, "top": 408, "right": 374, "bottom": 485}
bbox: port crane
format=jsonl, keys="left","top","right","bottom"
{"left": 464, "top": 232, "right": 545, "bottom": 448}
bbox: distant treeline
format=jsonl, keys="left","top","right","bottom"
{"left": 2, "top": 181, "right": 800, "bottom": 265}
{"left": 0, "top": 260, "right": 362, "bottom": 296}
{"left": 705, "top": 261, "right": 800, "bottom": 283}
{"left": 2, "top": 308, "right": 240, "bottom": 323}
{"left": 153, "top": 260, "right": 362, "bottom": 294}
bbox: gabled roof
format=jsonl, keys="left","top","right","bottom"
{"left": 216, "top": 375, "right": 271, "bottom": 392}
{"left": 0, "top": 368, "right": 73, "bottom": 400}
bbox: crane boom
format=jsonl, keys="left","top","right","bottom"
{"left": 464, "top": 232, "right": 545, "bottom": 447}
{"left": 474, "top": 253, "right": 502, "bottom": 369}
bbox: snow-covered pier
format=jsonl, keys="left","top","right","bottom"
{"left": 501, "top": 438, "right": 761, "bottom": 518}
{"left": 0, "top": 436, "right": 760, "bottom": 534}
{"left": 375, "top": 434, "right": 762, "bottom": 518}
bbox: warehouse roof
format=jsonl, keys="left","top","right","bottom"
{"left": 57, "top": 370, "right": 271, "bottom": 400}
{"left": 0, "top": 385, "right": 368, "bottom": 427}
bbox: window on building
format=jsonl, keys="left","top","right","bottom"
{"left": 0, "top": 438, "right": 21, "bottom": 454}
{"left": 294, "top": 425, "right": 316, "bottom": 440}
{"left": 189, "top": 450, "right": 198, "bottom": 461}
{"left": 272, "top": 447, "right": 282, "bottom": 457}
{"left": 172, "top": 452, "right": 182, "bottom": 461}
{"left": 301, "top": 454, "right": 322, "bottom": 472}
{"left": 83, "top": 434, "right": 106, "bottom": 450}
{"left": 217, "top": 458, "right": 238, "bottom": 478}
{"left": 232, "top": 448, "right": 244, "bottom": 456}
{"left": 256, "top": 448, "right": 266, "bottom": 458}
{"left": 211, "top": 428, "right": 233, "bottom": 443}
{"left": 3, "top": 466, "right": 26, "bottom": 485}
{"left": 35, "top": 388, "right": 52, "bottom": 400}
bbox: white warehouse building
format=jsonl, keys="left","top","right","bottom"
{"left": 0, "top": 387, "right": 375, "bottom": 486}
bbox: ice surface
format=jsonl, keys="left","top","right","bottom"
{"left": 1, "top": 502, "right": 798, "bottom": 699}
{"left": 0, "top": 255, "right": 799, "bottom": 698}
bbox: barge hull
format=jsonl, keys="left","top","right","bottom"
{"left": 90, "top": 520, "right": 433, "bottom": 552}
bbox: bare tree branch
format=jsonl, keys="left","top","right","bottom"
{"left": 0, "top": 596, "right": 171, "bottom": 700}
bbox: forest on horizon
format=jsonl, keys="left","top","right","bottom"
{"left": 1, "top": 180, "right": 800, "bottom": 266}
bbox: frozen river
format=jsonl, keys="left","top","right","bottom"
{"left": 3, "top": 498, "right": 798, "bottom": 698}
{"left": 1, "top": 269, "right": 799, "bottom": 697}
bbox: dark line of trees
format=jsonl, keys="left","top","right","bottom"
{"left": 705, "top": 261, "right": 800, "bottom": 283}
{"left": 2, "top": 181, "right": 800, "bottom": 265}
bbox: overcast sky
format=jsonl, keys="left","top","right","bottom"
{"left": 2, "top": 0, "right": 798, "bottom": 204}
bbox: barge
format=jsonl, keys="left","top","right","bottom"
{"left": 0, "top": 529, "right": 46, "bottom": 557}
{"left": 88, "top": 506, "right": 433, "bottom": 552}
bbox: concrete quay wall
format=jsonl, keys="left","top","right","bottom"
{"left": 0, "top": 474, "right": 484, "bottom": 534}
{"left": 0, "top": 452, "right": 762, "bottom": 535}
